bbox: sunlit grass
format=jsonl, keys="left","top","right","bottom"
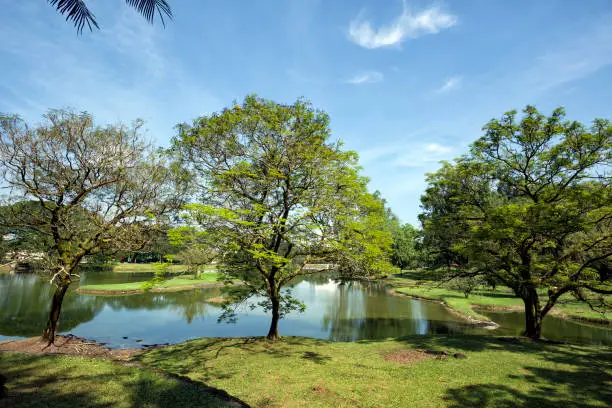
{"left": 139, "top": 335, "right": 612, "bottom": 408}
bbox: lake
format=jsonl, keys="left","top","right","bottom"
{"left": 1, "top": 271, "right": 610, "bottom": 348}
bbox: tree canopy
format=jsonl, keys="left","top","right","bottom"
{"left": 420, "top": 106, "right": 612, "bottom": 338}
{"left": 171, "top": 95, "right": 396, "bottom": 340}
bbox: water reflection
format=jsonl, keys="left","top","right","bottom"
{"left": 0, "top": 274, "right": 104, "bottom": 337}
{"left": 0, "top": 272, "right": 610, "bottom": 348}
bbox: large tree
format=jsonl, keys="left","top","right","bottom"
{"left": 0, "top": 109, "right": 182, "bottom": 343}
{"left": 420, "top": 106, "right": 612, "bottom": 338}
{"left": 47, "top": 0, "right": 172, "bottom": 33}
{"left": 172, "top": 95, "right": 396, "bottom": 340}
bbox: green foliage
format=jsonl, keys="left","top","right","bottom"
{"left": 391, "top": 223, "right": 420, "bottom": 270}
{"left": 171, "top": 95, "right": 396, "bottom": 338}
{"left": 141, "top": 262, "right": 171, "bottom": 291}
{"left": 420, "top": 105, "right": 612, "bottom": 337}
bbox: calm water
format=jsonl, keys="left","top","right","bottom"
{"left": 0, "top": 271, "right": 610, "bottom": 348}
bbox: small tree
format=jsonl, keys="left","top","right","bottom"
{"left": 0, "top": 110, "right": 182, "bottom": 343}
{"left": 172, "top": 95, "right": 396, "bottom": 340}
{"left": 449, "top": 276, "right": 481, "bottom": 298}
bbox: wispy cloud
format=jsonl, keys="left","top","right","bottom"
{"left": 346, "top": 71, "right": 384, "bottom": 84}
{"left": 0, "top": 6, "right": 219, "bottom": 146}
{"left": 348, "top": 4, "right": 457, "bottom": 49}
{"left": 425, "top": 143, "right": 453, "bottom": 154}
{"left": 358, "top": 140, "right": 456, "bottom": 168}
{"left": 526, "top": 18, "right": 612, "bottom": 90}
{"left": 435, "top": 76, "right": 462, "bottom": 93}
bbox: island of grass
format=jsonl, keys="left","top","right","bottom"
{"left": 110, "top": 262, "right": 218, "bottom": 274}
{"left": 3, "top": 335, "right": 609, "bottom": 408}
{"left": 76, "top": 273, "right": 223, "bottom": 295}
{"left": 386, "top": 271, "right": 610, "bottom": 325}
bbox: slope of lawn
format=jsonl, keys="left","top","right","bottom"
{"left": 138, "top": 335, "right": 612, "bottom": 408}
{"left": 77, "top": 273, "right": 222, "bottom": 294}
{"left": 0, "top": 352, "right": 235, "bottom": 408}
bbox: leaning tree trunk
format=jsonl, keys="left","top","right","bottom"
{"left": 42, "top": 280, "right": 71, "bottom": 344}
{"left": 267, "top": 294, "right": 281, "bottom": 341}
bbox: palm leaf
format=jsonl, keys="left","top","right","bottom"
{"left": 48, "top": 0, "right": 173, "bottom": 33}
{"left": 48, "top": 0, "right": 99, "bottom": 34}
{"left": 125, "top": 0, "right": 173, "bottom": 26}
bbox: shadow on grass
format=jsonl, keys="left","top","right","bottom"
{"left": 442, "top": 357, "right": 612, "bottom": 408}
{"left": 301, "top": 351, "right": 332, "bottom": 364}
{"left": 0, "top": 353, "right": 246, "bottom": 408}
{"left": 362, "top": 334, "right": 612, "bottom": 408}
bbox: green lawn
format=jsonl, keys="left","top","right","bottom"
{"left": 389, "top": 272, "right": 609, "bottom": 323}
{"left": 77, "top": 273, "right": 222, "bottom": 294}
{"left": 138, "top": 335, "right": 612, "bottom": 408}
{"left": 111, "top": 263, "right": 190, "bottom": 273}
{"left": 0, "top": 353, "right": 234, "bottom": 408}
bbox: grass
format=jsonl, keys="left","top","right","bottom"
{"left": 389, "top": 271, "right": 609, "bottom": 323}
{"left": 77, "top": 272, "right": 222, "bottom": 294}
{"left": 138, "top": 335, "right": 612, "bottom": 408}
{"left": 111, "top": 263, "right": 190, "bottom": 273}
{"left": 0, "top": 352, "right": 234, "bottom": 408}
{"left": 394, "top": 286, "right": 523, "bottom": 322}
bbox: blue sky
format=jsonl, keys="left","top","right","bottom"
{"left": 1, "top": 1, "right": 612, "bottom": 225}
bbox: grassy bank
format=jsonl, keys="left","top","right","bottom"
{"left": 388, "top": 272, "right": 610, "bottom": 324}
{"left": 77, "top": 273, "right": 222, "bottom": 295}
{"left": 0, "top": 352, "right": 236, "bottom": 407}
{"left": 138, "top": 335, "right": 612, "bottom": 408}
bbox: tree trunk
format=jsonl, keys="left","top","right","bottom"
{"left": 267, "top": 295, "right": 281, "bottom": 341}
{"left": 42, "top": 281, "right": 71, "bottom": 344}
{"left": 521, "top": 288, "right": 542, "bottom": 339}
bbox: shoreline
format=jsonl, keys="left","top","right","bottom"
{"left": 384, "top": 281, "right": 610, "bottom": 328}
{"left": 386, "top": 287, "right": 499, "bottom": 329}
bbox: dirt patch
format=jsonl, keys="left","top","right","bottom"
{"left": 0, "top": 335, "right": 141, "bottom": 361}
{"left": 383, "top": 349, "right": 435, "bottom": 364}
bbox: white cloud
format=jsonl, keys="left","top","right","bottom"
{"left": 358, "top": 140, "right": 455, "bottom": 168}
{"left": 348, "top": 4, "right": 457, "bottom": 49}
{"left": 425, "top": 143, "right": 453, "bottom": 154}
{"left": 346, "top": 71, "right": 384, "bottom": 84}
{"left": 435, "top": 76, "right": 461, "bottom": 93}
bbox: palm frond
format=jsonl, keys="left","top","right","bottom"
{"left": 125, "top": 0, "right": 173, "bottom": 26}
{"left": 48, "top": 0, "right": 99, "bottom": 34}
{"left": 48, "top": 0, "right": 173, "bottom": 34}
